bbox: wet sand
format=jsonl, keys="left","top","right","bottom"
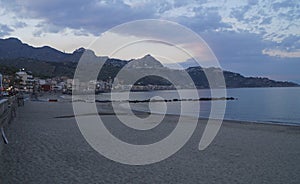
{"left": 1, "top": 96, "right": 300, "bottom": 184}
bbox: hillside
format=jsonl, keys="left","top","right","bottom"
{"left": 0, "top": 38, "right": 82, "bottom": 62}
{"left": 0, "top": 37, "right": 298, "bottom": 88}
{"left": 187, "top": 67, "right": 299, "bottom": 88}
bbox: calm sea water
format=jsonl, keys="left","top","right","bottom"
{"left": 96, "top": 87, "right": 300, "bottom": 126}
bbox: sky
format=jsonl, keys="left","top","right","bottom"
{"left": 0, "top": 0, "right": 299, "bottom": 83}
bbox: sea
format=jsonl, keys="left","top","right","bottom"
{"left": 96, "top": 87, "right": 300, "bottom": 126}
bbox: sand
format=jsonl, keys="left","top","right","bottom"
{"left": 0, "top": 95, "right": 300, "bottom": 184}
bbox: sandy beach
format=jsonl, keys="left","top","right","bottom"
{"left": 0, "top": 94, "right": 300, "bottom": 184}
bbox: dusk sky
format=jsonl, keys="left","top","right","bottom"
{"left": 0, "top": 0, "right": 299, "bottom": 82}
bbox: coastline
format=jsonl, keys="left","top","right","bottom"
{"left": 128, "top": 108, "right": 300, "bottom": 128}
{"left": 54, "top": 92, "right": 300, "bottom": 127}
{"left": 123, "top": 105, "right": 300, "bottom": 128}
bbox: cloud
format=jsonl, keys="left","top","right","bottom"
{"left": 261, "top": 35, "right": 300, "bottom": 58}
{"left": 1, "top": 0, "right": 231, "bottom": 36}
{"left": 33, "top": 22, "right": 62, "bottom": 36}
{"left": 2, "top": 0, "right": 298, "bottom": 60}
{"left": 4, "top": 0, "right": 159, "bottom": 35}
{"left": 262, "top": 49, "right": 300, "bottom": 58}
{"left": 224, "top": 0, "right": 300, "bottom": 43}
{"left": 169, "top": 6, "right": 232, "bottom": 33}
{"left": 0, "top": 24, "right": 14, "bottom": 37}
{"left": 13, "top": 21, "right": 27, "bottom": 28}
{"left": 201, "top": 31, "right": 268, "bottom": 62}
{"left": 3, "top": 0, "right": 299, "bottom": 42}
{"left": 200, "top": 30, "right": 300, "bottom": 83}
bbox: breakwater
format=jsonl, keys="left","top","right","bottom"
{"left": 95, "top": 97, "right": 236, "bottom": 103}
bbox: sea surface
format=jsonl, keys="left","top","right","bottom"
{"left": 96, "top": 87, "right": 300, "bottom": 126}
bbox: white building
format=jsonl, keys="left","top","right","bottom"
{"left": 16, "top": 70, "right": 35, "bottom": 92}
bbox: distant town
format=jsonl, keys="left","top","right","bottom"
{"left": 0, "top": 68, "right": 176, "bottom": 97}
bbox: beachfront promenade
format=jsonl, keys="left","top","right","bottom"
{"left": 0, "top": 95, "right": 300, "bottom": 183}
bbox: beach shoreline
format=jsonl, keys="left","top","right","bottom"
{"left": 1, "top": 98, "right": 299, "bottom": 183}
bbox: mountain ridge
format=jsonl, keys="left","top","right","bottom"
{"left": 0, "top": 37, "right": 298, "bottom": 88}
{"left": 0, "top": 37, "right": 80, "bottom": 62}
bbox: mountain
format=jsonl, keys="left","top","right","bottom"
{"left": 0, "top": 37, "right": 82, "bottom": 62}
{"left": 0, "top": 58, "right": 77, "bottom": 78}
{"left": 186, "top": 66, "right": 299, "bottom": 88}
{"left": 127, "top": 54, "right": 164, "bottom": 68}
{"left": 0, "top": 37, "right": 298, "bottom": 87}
